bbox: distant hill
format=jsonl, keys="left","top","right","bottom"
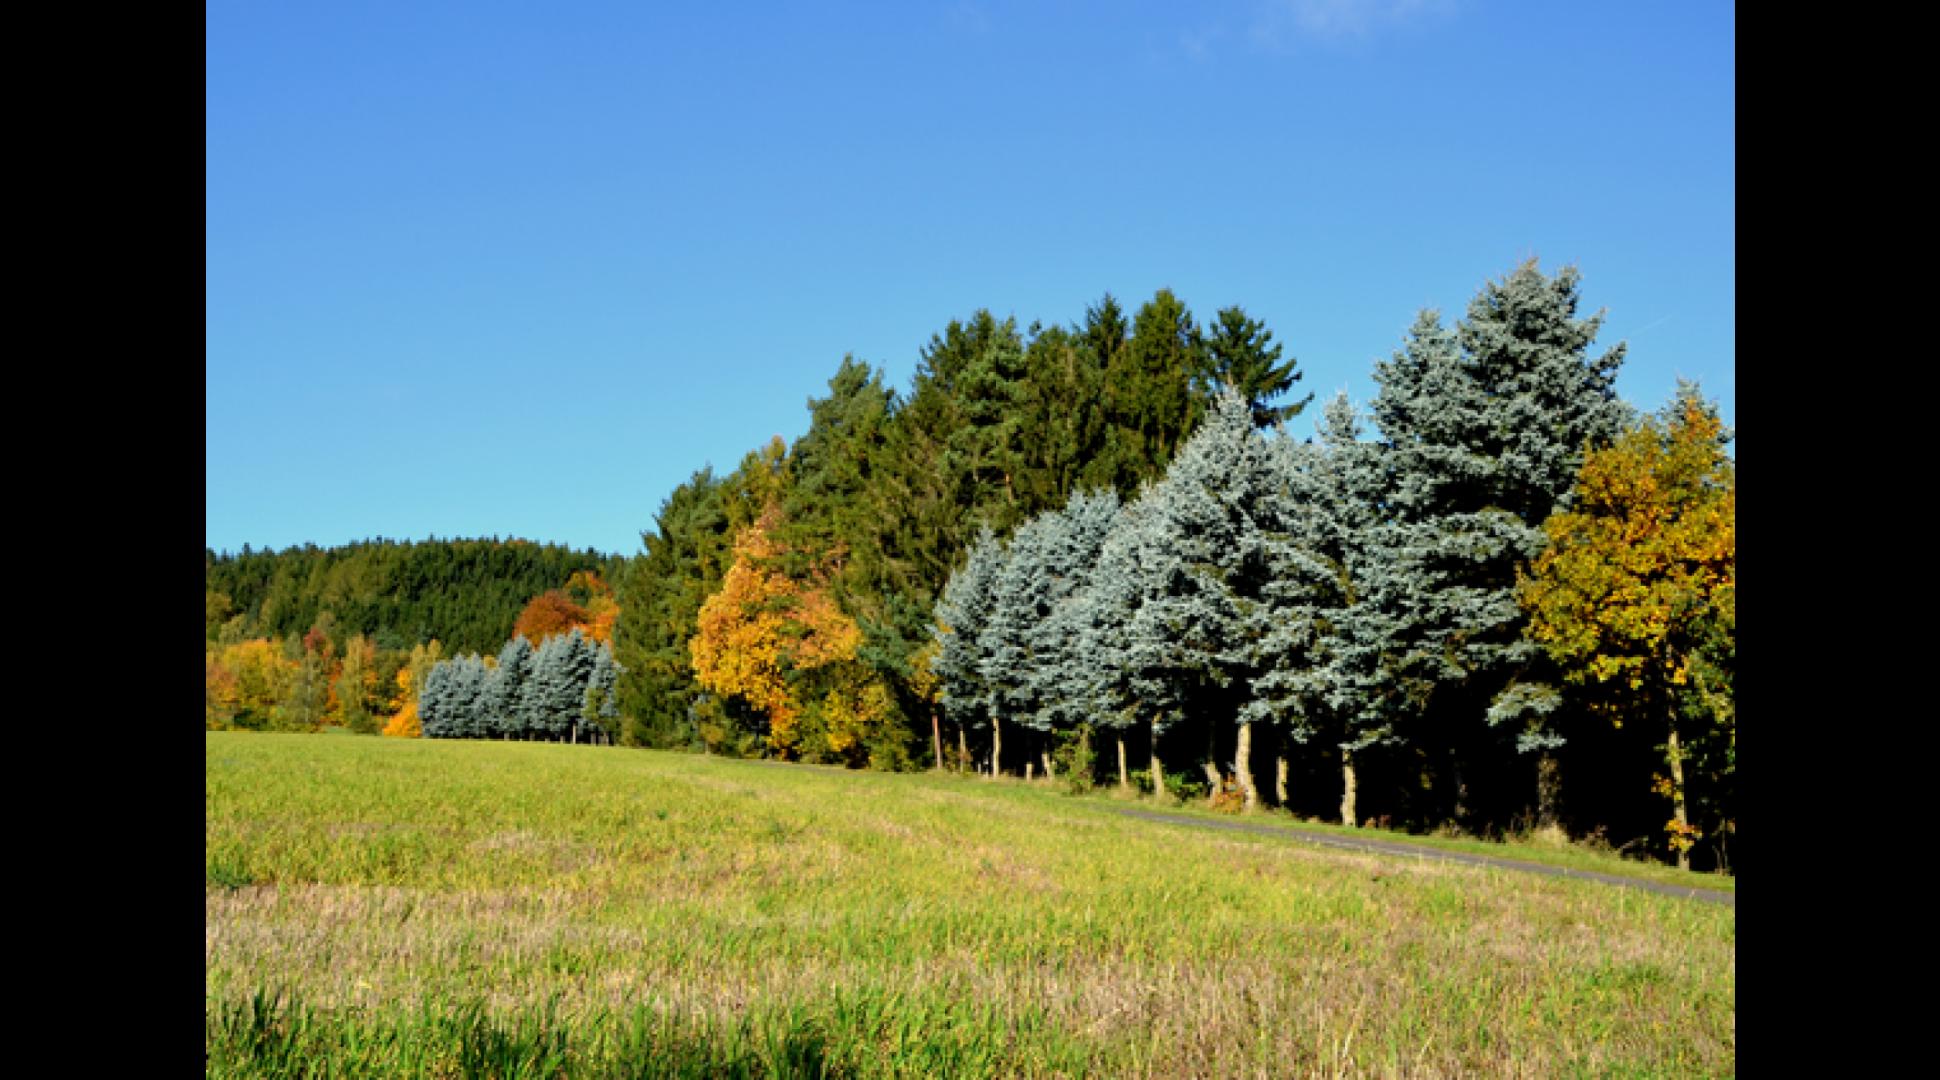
{"left": 205, "top": 537, "right": 624, "bottom": 655}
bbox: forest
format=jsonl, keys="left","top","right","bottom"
{"left": 205, "top": 260, "right": 1734, "bottom": 872}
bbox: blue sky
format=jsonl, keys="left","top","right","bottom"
{"left": 207, "top": 1, "right": 1733, "bottom": 558}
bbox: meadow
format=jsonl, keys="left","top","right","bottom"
{"left": 206, "top": 733, "right": 1734, "bottom": 1077}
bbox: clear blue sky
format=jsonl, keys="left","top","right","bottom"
{"left": 207, "top": 1, "right": 1733, "bottom": 559}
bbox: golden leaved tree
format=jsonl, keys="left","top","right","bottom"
{"left": 1519, "top": 384, "right": 1734, "bottom": 869}
{"left": 690, "top": 506, "right": 863, "bottom": 759}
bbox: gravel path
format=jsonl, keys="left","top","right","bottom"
{"left": 1110, "top": 807, "right": 1736, "bottom": 907}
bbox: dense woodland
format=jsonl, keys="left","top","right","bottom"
{"left": 206, "top": 260, "right": 1735, "bottom": 872}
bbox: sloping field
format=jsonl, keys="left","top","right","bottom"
{"left": 206, "top": 733, "right": 1734, "bottom": 1077}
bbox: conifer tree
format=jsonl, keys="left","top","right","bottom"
{"left": 932, "top": 525, "right": 1005, "bottom": 774}
{"left": 481, "top": 636, "right": 533, "bottom": 738}
{"left": 1103, "top": 290, "right": 1205, "bottom": 494}
{"left": 1201, "top": 306, "right": 1311, "bottom": 429}
{"left": 614, "top": 467, "right": 733, "bottom": 747}
{"left": 1367, "top": 260, "right": 1628, "bottom": 825}
{"left": 583, "top": 640, "right": 621, "bottom": 745}
{"left": 1071, "top": 491, "right": 1187, "bottom": 797}
{"left": 1139, "top": 390, "right": 1289, "bottom": 809}
{"left": 1027, "top": 489, "right": 1122, "bottom": 763}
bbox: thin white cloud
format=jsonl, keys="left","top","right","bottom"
{"left": 1250, "top": 0, "right": 1457, "bottom": 50}
{"left": 946, "top": 0, "right": 991, "bottom": 36}
{"left": 1180, "top": 23, "right": 1228, "bottom": 62}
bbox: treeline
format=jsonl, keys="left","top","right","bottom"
{"left": 613, "top": 260, "right": 1733, "bottom": 870}
{"left": 612, "top": 287, "right": 1307, "bottom": 757}
{"left": 205, "top": 550, "right": 621, "bottom": 736}
{"left": 203, "top": 259, "right": 1735, "bottom": 871}
{"left": 205, "top": 537, "right": 622, "bottom": 655}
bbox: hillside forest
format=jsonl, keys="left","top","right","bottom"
{"left": 205, "top": 260, "right": 1735, "bottom": 872}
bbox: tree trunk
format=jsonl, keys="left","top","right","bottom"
{"left": 1341, "top": 749, "right": 1358, "bottom": 827}
{"left": 1025, "top": 760, "right": 1034, "bottom": 782}
{"left": 1117, "top": 734, "right": 1130, "bottom": 791}
{"left": 990, "top": 717, "right": 1002, "bottom": 779}
{"left": 1536, "top": 750, "right": 1562, "bottom": 831}
{"left": 1150, "top": 718, "right": 1165, "bottom": 800}
{"left": 958, "top": 725, "right": 969, "bottom": 776}
{"left": 1275, "top": 754, "right": 1289, "bottom": 806}
{"left": 1235, "top": 721, "right": 1259, "bottom": 811}
{"left": 572, "top": 723, "right": 579, "bottom": 745}
{"left": 1667, "top": 719, "right": 1691, "bottom": 871}
{"left": 1042, "top": 747, "right": 1055, "bottom": 781}
{"left": 1202, "top": 761, "right": 1222, "bottom": 790}
{"left": 931, "top": 710, "right": 943, "bottom": 772}
{"left": 1450, "top": 749, "right": 1468, "bottom": 824}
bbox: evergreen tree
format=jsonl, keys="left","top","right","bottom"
{"left": 1138, "top": 390, "right": 1290, "bottom": 809}
{"left": 1071, "top": 490, "right": 1189, "bottom": 797}
{"left": 1269, "top": 393, "right": 1398, "bottom": 825}
{"left": 1201, "top": 306, "right": 1310, "bottom": 428}
{"left": 932, "top": 525, "right": 1005, "bottom": 774}
{"left": 582, "top": 640, "right": 622, "bottom": 744}
{"left": 1103, "top": 289, "right": 1206, "bottom": 494}
{"left": 481, "top": 635, "right": 533, "bottom": 738}
{"left": 1366, "top": 260, "right": 1628, "bottom": 827}
{"left": 614, "top": 467, "right": 734, "bottom": 748}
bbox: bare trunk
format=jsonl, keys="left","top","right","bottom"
{"left": 1341, "top": 749, "right": 1358, "bottom": 827}
{"left": 572, "top": 723, "right": 578, "bottom": 745}
{"left": 1150, "top": 718, "right": 1165, "bottom": 800}
{"left": 958, "top": 725, "right": 968, "bottom": 776}
{"left": 1202, "top": 761, "right": 1222, "bottom": 790}
{"left": 990, "top": 717, "right": 1002, "bottom": 779}
{"left": 1667, "top": 720, "right": 1691, "bottom": 871}
{"left": 1117, "top": 734, "right": 1130, "bottom": 790}
{"left": 931, "top": 710, "right": 943, "bottom": 772}
{"left": 1537, "top": 750, "right": 1562, "bottom": 831}
{"left": 1042, "top": 747, "right": 1055, "bottom": 781}
{"left": 1275, "top": 754, "right": 1289, "bottom": 806}
{"left": 1235, "top": 722, "right": 1259, "bottom": 811}
{"left": 1025, "top": 760, "right": 1034, "bottom": 782}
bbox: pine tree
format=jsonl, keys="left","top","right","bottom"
{"left": 1269, "top": 393, "right": 1397, "bottom": 825}
{"left": 614, "top": 467, "right": 734, "bottom": 748}
{"left": 1103, "top": 290, "right": 1205, "bottom": 494}
{"left": 1201, "top": 306, "right": 1311, "bottom": 429}
{"left": 1027, "top": 489, "right": 1123, "bottom": 763}
{"left": 932, "top": 525, "right": 1005, "bottom": 775}
{"left": 1071, "top": 490, "right": 1188, "bottom": 798}
{"left": 582, "top": 640, "right": 622, "bottom": 745}
{"left": 1366, "top": 260, "right": 1628, "bottom": 827}
{"left": 1138, "top": 390, "right": 1291, "bottom": 809}
{"left": 481, "top": 636, "right": 533, "bottom": 738}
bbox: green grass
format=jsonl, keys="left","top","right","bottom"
{"left": 207, "top": 733, "right": 1734, "bottom": 1077}
{"left": 1085, "top": 793, "right": 1735, "bottom": 895}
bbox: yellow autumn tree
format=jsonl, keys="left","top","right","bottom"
{"left": 690, "top": 505, "right": 862, "bottom": 758}
{"left": 380, "top": 640, "right": 443, "bottom": 738}
{"left": 206, "top": 638, "right": 296, "bottom": 730}
{"left": 1519, "top": 383, "right": 1734, "bottom": 868}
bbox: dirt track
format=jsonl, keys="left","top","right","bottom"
{"left": 1111, "top": 807, "right": 1736, "bottom": 907}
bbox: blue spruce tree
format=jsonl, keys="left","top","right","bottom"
{"left": 934, "top": 525, "right": 1006, "bottom": 776}
{"left": 1366, "top": 260, "right": 1628, "bottom": 827}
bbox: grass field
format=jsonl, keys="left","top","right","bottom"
{"left": 206, "top": 733, "right": 1734, "bottom": 1077}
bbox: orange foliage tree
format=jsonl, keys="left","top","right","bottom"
{"left": 690, "top": 507, "right": 862, "bottom": 758}
{"left": 513, "top": 590, "right": 590, "bottom": 643}
{"left": 513, "top": 570, "right": 619, "bottom": 645}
